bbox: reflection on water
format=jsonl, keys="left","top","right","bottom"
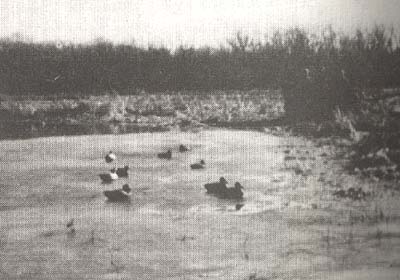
{"left": 188, "top": 191, "right": 283, "bottom": 216}
{"left": 0, "top": 121, "right": 170, "bottom": 140}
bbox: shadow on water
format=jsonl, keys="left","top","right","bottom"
{"left": 104, "top": 200, "right": 132, "bottom": 206}
{"left": 0, "top": 121, "right": 171, "bottom": 140}
{"left": 189, "top": 190, "right": 283, "bottom": 216}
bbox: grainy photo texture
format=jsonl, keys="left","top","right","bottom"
{"left": 0, "top": 1, "right": 400, "bottom": 279}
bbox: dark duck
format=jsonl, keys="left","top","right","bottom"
{"left": 157, "top": 150, "right": 172, "bottom": 160}
{"left": 204, "top": 178, "right": 244, "bottom": 200}
{"left": 223, "top": 182, "right": 244, "bottom": 199}
{"left": 104, "top": 184, "right": 132, "bottom": 202}
{"left": 204, "top": 177, "right": 228, "bottom": 194}
{"left": 179, "top": 144, "right": 190, "bottom": 152}
{"left": 190, "top": 160, "right": 205, "bottom": 170}
{"left": 115, "top": 165, "right": 129, "bottom": 177}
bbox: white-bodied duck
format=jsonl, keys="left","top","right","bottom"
{"left": 105, "top": 151, "right": 116, "bottom": 163}
{"left": 99, "top": 168, "right": 118, "bottom": 183}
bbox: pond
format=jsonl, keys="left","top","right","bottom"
{"left": 0, "top": 129, "right": 399, "bottom": 279}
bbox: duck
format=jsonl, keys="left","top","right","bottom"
{"left": 190, "top": 160, "right": 205, "bottom": 170}
{"left": 115, "top": 165, "right": 129, "bottom": 177}
{"left": 235, "top": 203, "right": 245, "bottom": 210}
{"left": 99, "top": 168, "right": 119, "bottom": 183}
{"left": 179, "top": 144, "right": 190, "bottom": 152}
{"left": 105, "top": 151, "right": 116, "bottom": 163}
{"left": 204, "top": 179, "right": 244, "bottom": 200}
{"left": 204, "top": 177, "right": 228, "bottom": 194}
{"left": 158, "top": 150, "right": 172, "bottom": 160}
{"left": 103, "top": 184, "right": 132, "bottom": 202}
{"left": 222, "top": 182, "right": 244, "bottom": 200}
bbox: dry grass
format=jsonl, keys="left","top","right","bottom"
{"left": 0, "top": 90, "right": 284, "bottom": 139}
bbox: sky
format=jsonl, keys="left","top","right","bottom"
{"left": 0, "top": 0, "right": 399, "bottom": 49}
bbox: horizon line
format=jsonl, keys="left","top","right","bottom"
{"left": 1, "top": 23, "right": 399, "bottom": 50}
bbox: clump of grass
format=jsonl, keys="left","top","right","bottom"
{"left": 109, "top": 251, "right": 125, "bottom": 274}
{"left": 247, "top": 272, "right": 257, "bottom": 280}
{"left": 376, "top": 227, "right": 383, "bottom": 246}
{"left": 89, "top": 230, "right": 95, "bottom": 245}
{"left": 334, "top": 108, "right": 361, "bottom": 141}
{"left": 347, "top": 224, "right": 354, "bottom": 249}
{"left": 345, "top": 91, "right": 400, "bottom": 182}
{"left": 242, "top": 237, "right": 250, "bottom": 261}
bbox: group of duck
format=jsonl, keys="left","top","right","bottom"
{"left": 204, "top": 177, "right": 244, "bottom": 199}
{"left": 100, "top": 151, "right": 133, "bottom": 202}
{"left": 99, "top": 145, "right": 244, "bottom": 202}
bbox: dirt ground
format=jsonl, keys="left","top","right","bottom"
{"left": 0, "top": 129, "right": 399, "bottom": 279}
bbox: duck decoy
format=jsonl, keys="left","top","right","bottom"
{"left": 115, "top": 165, "right": 129, "bottom": 177}
{"left": 235, "top": 203, "right": 245, "bottom": 210}
{"left": 204, "top": 177, "right": 228, "bottom": 194}
{"left": 105, "top": 151, "right": 116, "bottom": 163}
{"left": 158, "top": 150, "right": 172, "bottom": 160}
{"left": 223, "top": 182, "right": 244, "bottom": 199}
{"left": 104, "top": 184, "right": 132, "bottom": 202}
{"left": 99, "top": 168, "right": 119, "bottom": 183}
{"left": 190, "top": 160, "right": 205, "bottom": 170}
{"left": 205, "top": 180, "right": 244, "bottom": 200}
{"left": 179, "top": 144, "right": 190, "bottom": 152}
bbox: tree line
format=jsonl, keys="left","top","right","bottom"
{"left": 0, "top": 26, "right": 399, "bottom": 119}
